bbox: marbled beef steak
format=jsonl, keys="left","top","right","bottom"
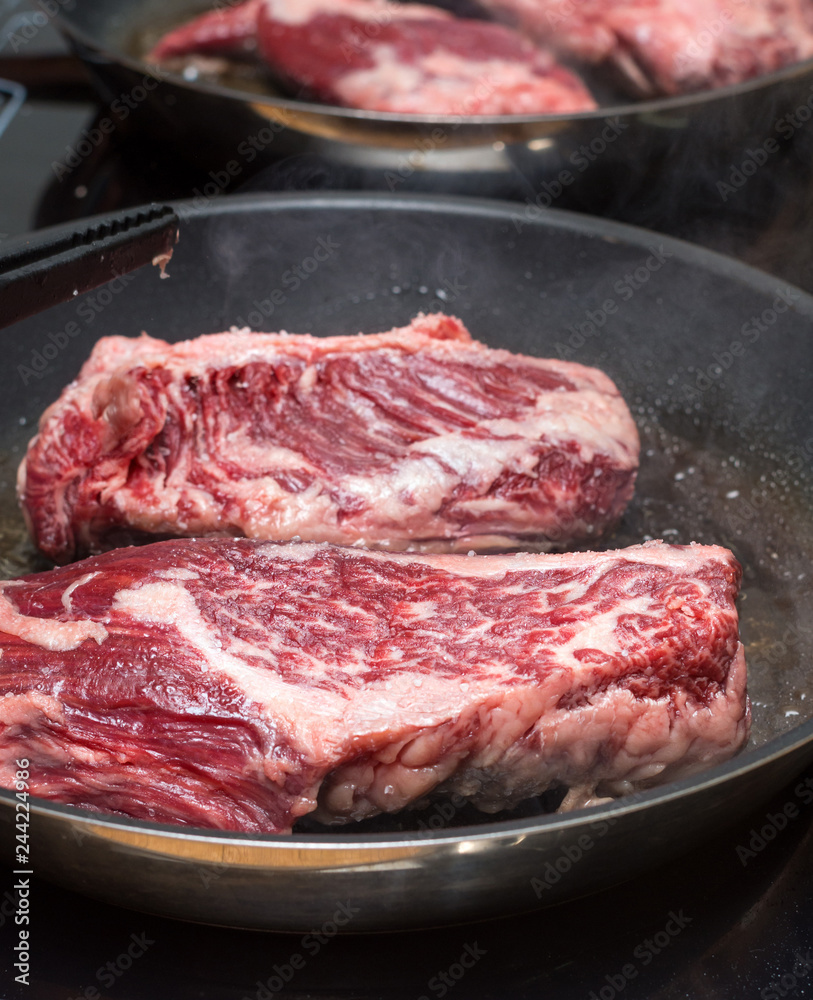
{"left": 0, "top": 538, "right": 748, "bottom": 833}
{"left": 18, "top": 313, "right": 639, "bottom": 563}
{"left": 479, "top": 0, "right": 813, "bottom": 96}
{"left": 148, "top": 0, "right": 597, "bottom": 114}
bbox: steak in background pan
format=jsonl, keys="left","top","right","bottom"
{"left": 148, "top": 0, "right": 597, "bottom": 114}
{"left": 478, "top": 0, "right": 813, "bottom": 96}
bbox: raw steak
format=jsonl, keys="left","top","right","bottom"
{"left": 149, "top": 0, "right": 597, "bottom": 114}
{"left": 478, "top": 0, "right": 813, "bottom": 96}
{"left": 18, "top": 314, "right": 640, "bottom": 563}
{"left": 0, "top": 538, "right": 748, "bottom": 833}
{"left": 148, "top": 0, "right": 264, "bottom": 59}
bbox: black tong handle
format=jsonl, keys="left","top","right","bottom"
{"left": 0, "top": 204, "right": 179, "bottom": 329}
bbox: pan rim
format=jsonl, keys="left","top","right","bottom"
{"left": 0, "top": 716, "right": 811, "bottom": 848}
{"left": 2, "top": 189, "right": 812, "bottom": 851}
{"left": 6, "top": 190, "right": 813, "bottom": 315}
{"left": 49, "top": 3, "right": 813, "bottom": 128}
{"left": 172, "top": 190, "right": 813, "bottom": 310}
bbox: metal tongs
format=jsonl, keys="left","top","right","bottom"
{"left": 0, "top": 203, "right": 179, "bottom": 329}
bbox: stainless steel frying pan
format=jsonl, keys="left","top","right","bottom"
{"left": 39, "top": 0, "right": 813, "bottom": 215}
{"left": 0, "top": 193, "right": 812, "bottom": 931}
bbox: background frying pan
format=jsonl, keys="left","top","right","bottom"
{"left": 35, "top": 0, "right": 813, "bottom": 223}
{"left": 0, "top": 192, "right": 812, "bottom": 931}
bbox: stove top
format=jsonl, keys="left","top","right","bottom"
{"left": 2, "top": 6, "right": 813, "bottom": 998}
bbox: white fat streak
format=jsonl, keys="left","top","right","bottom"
{"left": 552, "top": 594, "right": 653, "bottom": 664}
{"left": 336, "top": 45, "right": 424, "bottom": 104}
{"left": 107, "top": 579, "right": 487, "bottom": 757}
{"left": 338, "top": 454, "right": 452, "bottom": 528}
{"left": 0, "top": 691, "right": 65, "bottom": 728}
{"left": 217, "top": 434, "right": 321, "bottom": 474}
{"left": 337, "top": 46, "right": 537, "bottom": 105}
{"left": 399, "top": 600, "right": 438, "bottom": 622}
{"left": 512, "top": 388, "right": 639, "bottom": 464}
{"left": 263, "top": 0, "right": 449, "bottom": 26}
{"left": 154, "top": 568, "right": 201, "bottom": 581}
{"left": 60, "top": 572, "right": 100, "bottom": 614}
{"left": 110, "top": 581, "right": 349, "bottom": 757}
{"left": 422, "top": 49, "right": 539, "bottom": 80}
{"left": 110, "top": 481, "right": 219, "bottom": 535}
{"left": 0, "top": 586, "right": 107, "bottom": 652}
{"left": 399, "top": 388, "right": 637, "bottom": 474}
{"left": 233, "top": 479, "right": 335, "bottom": 539}
{"left": 343, "top": 673, "right": 471, "bottom": 732}
{"left": 331, "top": 393, "right": 636, "bottom": 535}
{"left": 411, "top": 434, "right": 540, "bottom": 479}
{"left": 252, "top": 539, "right": 731, "bottom": 582}
{"left": 322, "top": 595, "right": 381, "bottom": 624}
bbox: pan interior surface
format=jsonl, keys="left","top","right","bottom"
{"left": 1, "top": 194, "right": 813, "bottom": 846}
